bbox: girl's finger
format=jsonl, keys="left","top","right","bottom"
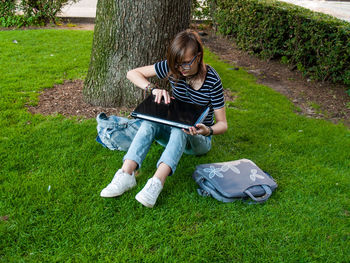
{"left": 164, "top": 91, "right": 171, "bottom": 104}
{"left": 162, "top": 90, "right": 169, "bottom": 104}
{"left": 182, "top": 128, "right": 190, "bottom": 134}
{"left": 196, "top": 123, "right": 204, "bottom": 129}
{"left": 156, "top": 91, "right": 162, "bottom": 103}
{"left": 190, "top": 127, "right": 196, "bottom": 135}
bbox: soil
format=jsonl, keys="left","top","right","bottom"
{"left": 25, "top": 22, "right": 350, "bottom": 127}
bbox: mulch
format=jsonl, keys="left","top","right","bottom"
{"left": 27, "top": 80, "right": 131, "bottom": 119}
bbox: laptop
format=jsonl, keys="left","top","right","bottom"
{"left": 131, "top": 95, "right": 210, "bottom": 130}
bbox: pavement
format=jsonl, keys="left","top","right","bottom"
{"left": 279, "top": 0, "right": 350, "bottom": 22}
{"left": 59, "top": 0, "right": 97, "bottom": 18}
{"left": 59, "top": 0, "right": 350, "bottom": 23}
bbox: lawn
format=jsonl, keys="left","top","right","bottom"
{"left": 0, "top": 29, "right": 349, "bottom": 262}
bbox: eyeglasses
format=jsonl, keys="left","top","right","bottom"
{"left": 175, "top": 54, "right": 198, "bottom": 70}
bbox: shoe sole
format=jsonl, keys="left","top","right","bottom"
{"left": 100, "top": 183, "right": 136, "bottom": 198}
{"left": 100, "top": 192, "right": 124, "bottom": 198}
{"left": 135, "top": 193, "right": 154, "bottom": 208}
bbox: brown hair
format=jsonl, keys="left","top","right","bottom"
{"left": 167, "top": 29, "right": 206, "bottom": 82}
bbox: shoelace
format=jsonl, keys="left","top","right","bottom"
{"left": 147, "top": 180, "right": 161, "bottom": 195}
{"left": 111, "top": 172, "right": 125, "bottom": 187}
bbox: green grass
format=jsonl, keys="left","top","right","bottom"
{"left": 1, "top": 29, "right": 349, "bottom": 262}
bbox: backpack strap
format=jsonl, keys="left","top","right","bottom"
{"left": 244, "top": 185, "right": 272, "bottom": 203}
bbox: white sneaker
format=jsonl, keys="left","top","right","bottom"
{"left": 135, "top": 177, "right": 163, "bottom": 208}
{"left": 100, "top": 169, "right": 136, "bottom": 197}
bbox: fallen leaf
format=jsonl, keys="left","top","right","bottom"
{"left": 0, "top": 216, "right": 9, "bottom": 221}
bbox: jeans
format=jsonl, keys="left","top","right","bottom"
{"left": 123, "top": 121, "right": 212, "bottom": 174}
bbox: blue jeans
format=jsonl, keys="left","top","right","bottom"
{"left": 123, "top": 121, "right": 212, "bottom": 174}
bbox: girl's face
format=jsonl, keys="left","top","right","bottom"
{"left": 177, "top": 48, "right": 200, "bottom": 77}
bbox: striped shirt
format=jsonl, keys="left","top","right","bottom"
{"left": 154, "top": 60, "right": 225, "bottom": 126}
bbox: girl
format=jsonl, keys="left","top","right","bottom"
{"left": 100, "top": 29, "right": 228, "bottom": 208}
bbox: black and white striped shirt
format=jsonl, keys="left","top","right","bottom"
{"left": 154, "top": 60, "right": 225, "bottom": 126}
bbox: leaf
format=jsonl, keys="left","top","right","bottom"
{"left": 0, "top": 216, "right": 9, "bottom": 221}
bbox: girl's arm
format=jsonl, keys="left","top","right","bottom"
{"left": 210, "top": 107, "right": 228, "bottom": 135}
{"left": 126, "top": 65, "right": 156, "bottom": 89}
{"left": 126, "top": 65, "right": 171, "bottom": 104}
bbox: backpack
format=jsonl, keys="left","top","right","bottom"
{"left": 192, "top": 159, "right": 277, "bottom": 203}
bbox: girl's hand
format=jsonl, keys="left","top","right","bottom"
{"left": 152, "top": 88, "right": 171, "bottom": 104}
{"left": 182, "top": 123, "right": 210, "bottom": 136}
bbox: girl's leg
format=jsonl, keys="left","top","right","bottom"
{"left": 122, "top": 160, "right": 138, "bottom": 175}
{"left": 123, "top": 120, "right": 159, "bottom": 172}
{"left": 153, "top": 162, "right": 172, "bottom": 186}
{"left": 156, "top": 126, "right": 188, "bottom": 174}
{"left": 100, "top": 121, "right": 159, "bottom": 198}
{"left": 135, "top": 127, "right": 187, "bottom": 208}
{"left": 184, "top": 134, "right": 212, "bottom": 155}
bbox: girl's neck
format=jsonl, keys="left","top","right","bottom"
{"left": 186, "top": 65, "right": 207, "bottom": 81}
{"left": 186, "top": 72, "right": 206, "bottom": 90}
{"left": 185, "top": 73, "right": 197, "bottom": 81}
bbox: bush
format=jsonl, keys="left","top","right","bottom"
{"left": 0, "top": 0, "right": 17, "bottom": 17}
{"left": 192, "top": 0, "right": 211, "bottom": 20}
{"left": 19, "top": 0, "right": 79, "bottom": 25}
{"left": 0, "top": 0, "right": 28, "bottom": 27}
{"left": 0, "top": 0, "right": 80, "bottom": 27}
{"left": 211, "top": 0, "right": 350, "bottom": 86}
{"left": 0, "top": 15, "right": 26, "bottom": 28}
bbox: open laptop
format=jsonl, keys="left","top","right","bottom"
{"left": 131, "top": 95, "right": 210, "bottom": 130}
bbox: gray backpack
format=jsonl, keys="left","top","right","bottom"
{"left": 192, "top": 159, "right": 277, "bottom": 203}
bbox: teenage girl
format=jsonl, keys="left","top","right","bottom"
{"left": 100, "top": 29, "right": 228, "bottom": 208}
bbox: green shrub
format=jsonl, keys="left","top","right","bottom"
{"left": 0, "top": 0, "right": 80, "bottom": 27}
{"left": 0, "top": 0, "right": 17, "bottom": 17}
{"left": 0, "top": 0, "right": 31, "bottom": 28}
{"left": 0, "top": 15, "right": 26, "bottom": 27}
{"left": 192, "top": 0, "right": 211, "bottom": 20}
{"left": 211, "top": 0, "right": 350, "bottom": 86}
{"left": 19, "top": 0, "right": 79, "bottom": 25}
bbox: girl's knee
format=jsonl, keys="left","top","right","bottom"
{"left": 171, "top": 127, "right": 187, "bottom": 140}
{"left": 140, "top": 121, "right": 157, "bottom": 133}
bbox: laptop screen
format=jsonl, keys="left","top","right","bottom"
{"left": 131, "top": 95, "right": 210, "bottom": 129}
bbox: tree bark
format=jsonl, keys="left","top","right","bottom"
{"left": 83, "top": 0, "right": 192, "bottom": 108}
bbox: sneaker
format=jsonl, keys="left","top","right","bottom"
{"left": 100, "top": 169, "right": 136, "bottom": 197}
{"left": 135, "top": 177, "right": 163, "bottom": 208}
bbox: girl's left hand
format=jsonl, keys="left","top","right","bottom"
{"left": 182, "top": 123, "right": 209, "bottom": 136}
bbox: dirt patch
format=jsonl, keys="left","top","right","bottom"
{"left": 56, "top": 23, "right": 95, "bottom": 31}
{"left": 27, "top": 80, "right": 130, "bottom": 119}
{"left": 25, "top": 23, "right": 350, "bottom": 127}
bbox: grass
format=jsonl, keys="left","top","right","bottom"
{"left": 0, "top": 29, "right": 349, "bottom": 262}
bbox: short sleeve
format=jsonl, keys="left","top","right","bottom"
{"left": 154, "top": 60, "right": 169, "bottom": 80}
{"left": 210, "top": 78, "right": 225, "bottom": 110}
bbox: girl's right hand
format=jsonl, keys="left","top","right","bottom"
{"left": 152, "top": 88, "right": 171, "bottom": 104}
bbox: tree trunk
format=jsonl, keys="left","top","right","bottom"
{"left": 83, "top": 0, "right": 192, "bottom": 108}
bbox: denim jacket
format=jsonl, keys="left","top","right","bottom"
{"left": 96, "top": 113, "right": 142, "bottom": 151}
